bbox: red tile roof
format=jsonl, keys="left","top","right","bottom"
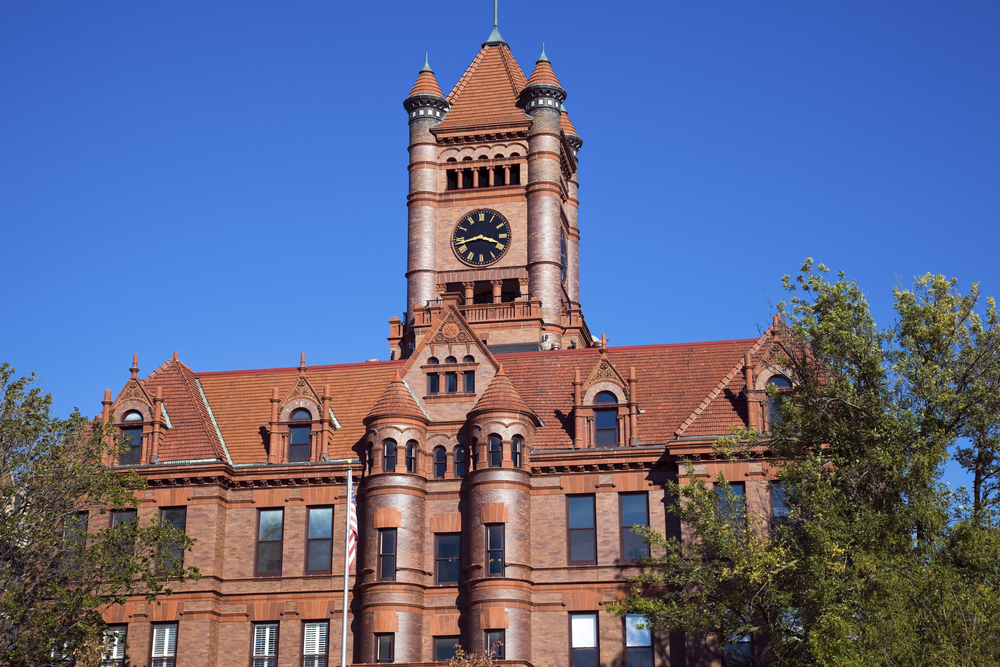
{"left": 433, "top": 44, "right": 529, "bottom": 133}
{"left": 408, "top": 70, "right": 445, "bottom": 99}
{"left": 524, "top": 59, "right": 562, "bottom": 89}
{"left": 560, "top": 108, "right": 579, "bottom": 137}
{"left": 143, "top": 357, "right": 228, "bottom": 463}
{"left": 196, "top": 360, "right": 403, "bottom": 464}
{"left": 498, "top": 340, "right": 757, "bottom": 448}
{"left": 367, "top": 370, "right": 428, "bottom": 423}
{"left": 471, "top": 364, "right": 537, "bottom": 419}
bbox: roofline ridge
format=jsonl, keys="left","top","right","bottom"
{"left": 447, "top": 46, "right": 487, "bottom": 103}
{"left": 174, "top": 358, "right": 229, "bottom": 462}
{"left": 195, "top": 378, "right": 234, "bottom": 466}
{"left": 195, "top": 359, "right": 404, "bottom": 379}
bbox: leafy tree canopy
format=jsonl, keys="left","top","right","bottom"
{"left": 0, "top": 364, "right": 200, "bottom": 667}
{"left": 609, "top": 261, "right": 1000, "bottom": 666}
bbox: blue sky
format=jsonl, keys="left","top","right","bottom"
{"left": 1, "top": 1, "right": 997, "bottom": 489}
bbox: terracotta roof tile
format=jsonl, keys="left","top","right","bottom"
{"left": 434, "top": 44, "right": 529, "bottom": 133}
{"left": 524, "top": 59, "right": 562, "bottom": 89}
{"left": 367, "top": 370, "right": 428, "bottom": 422}
{"left": 560, "top": 107, "right": 579, "bottom": 137}
{"left": 197, "top": 360, "right": 404, "bottom": 464}
{"left": 498, "top": 340, "right": 757, "bottom": 448}
{"left": 407, "top": 70, "right": 445, "bottom": 99}
{"left": 143, "top": 357, "right": 228, "bottom": 463}
{"left": 471, "top": 364, "right": 536, "bottom": 418}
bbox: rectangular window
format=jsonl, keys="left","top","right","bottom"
{"left": 436, "top": 533, "right": 461, "bottom": 584}
{"left": 252, "top": 623, "right": 279, "bottom": 667}
{"left": 428, "top": 373, "right": 440, "bottom": 394}
{"left": 306, "top": 507, "right": 333, "bottom": 574}
{"left": 485, "top": 630, "right": 505, "bottom": 659}
{"left": 570, "top": 613, "right": 598, "bottom": 667}
{"left": 375, "top": 633, "right": 394, "bottom": 663}
{"left": 303, "top": 621, "right": 329, "bottom": 667}
{"left": 594, "top": 409, "right": 617, "bottom": 447}
{"left": 120, "top": 427, "right": 142, "bottom": 464}
{"left": 568, "top": 495, "right": 596, "bottom": 564}
{"left": 772, "top": 484, "right": 790, "bottom": 525}
{"left": 64, "top": 511, "right": 88, "bottom": 567}
{"left": 112, "top": 509, "right": 137, "bottom": 561}
{"left": 486, "top": 524, "right": 504, "bottom": 576}
{"left": 160, "top": 507, "right": 187, "bottom": 567}
{"left": 256, "top": 509, "right": 284, "bottom": 576}
{"left": 289, "top": 425, "right": 311, "bottom": 462}
{"left": 464, "top": 371, "right": 475, "bottom": 393}
{"left": 405, "top": 442, "right": 416, "bottom": 472}
{"left": 625, "top": 615, "right": 652, "bottom": 667}
{"left": 378, "top": 528, "right": 396, "bottom": 581}
{"left": 434, "top": 636, "right": 461, "bottom": 661}
{"left": 620, "top": 493, "right": 649, "bottom": 562}
{"left": 717, "top": 482, "right": 746, "bottom": 524}
{"left": 724, "top": 635, "right": 753, "bottom": 666}
{"left": 384, "top": 441, "right": 397, "bottom": 472}
{"left": 150, "top": 623, "right": 177, "bottom": 667}
{"left": 102, "top": 625, "right": 127, "bottom": 667}
{"left": 446, "top": 372, "right": 458, "bottom": 393}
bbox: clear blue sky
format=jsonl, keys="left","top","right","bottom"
{"left": 2, "top": 2, "right": 997, "bottom": 490}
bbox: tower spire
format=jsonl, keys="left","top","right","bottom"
{"left": 483, "top": 0, "right": 506, "bottom": 45}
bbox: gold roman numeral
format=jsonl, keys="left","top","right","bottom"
{"left": 498, "top": 233, "right": 507, "bottom": 239}
{"left": 467, "top": 252, "right": 474, "bottom": 260}
{"left": 466, "top": 217, "right": 474, "bottom": 225}
{"left": 495, "top": 243, "right": 505, "bottom": 251}
{"left": 459, "top": 245, "right": 468, "bottom": 253}
{"left": 478, "top": 213, "right": 485, "bottom": 221}
{"left": 496, "top": 223, "right": 504, "bottom": 229}
{"left": 458, "top": 226, "right": 467, "bottom": 232}
{"left": 479, "top": 254, "right": 484, "bottom": 263}
{"left": 456, "top": 237, "right": 465, "bottom": 244}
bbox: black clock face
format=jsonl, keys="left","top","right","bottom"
{"left": 452, "top": 209, "right": 511, "bottom": 266}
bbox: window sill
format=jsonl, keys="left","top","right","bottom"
{"left": 423, "top": 392, "right": 477, "bottom": 403}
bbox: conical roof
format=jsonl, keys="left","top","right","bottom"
{"left": 524, "top": 46, "right": 563, "bottom": 89}
{"left": 433, "top": 43, "right": 529, "bottom": 132}
{"left": 560, "top": 104, "right": 579, "bottom": 137}
{"left": 407, "top": 55, "right": 445, "bottom": 98}
{"left": 366, "top": 371, "right": 428, "bottom": 422}
{"left": 471, "top": 365, "right": 537, "bottom": 418}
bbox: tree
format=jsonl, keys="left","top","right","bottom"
{"left": 0, "top": 364, "right": 199, "bottom": 667}
{"left": 609, "top": 261, "right": 1000, "bottom": 666}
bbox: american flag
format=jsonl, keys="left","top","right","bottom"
{"left": 346, "top": 471, "right": 358, "bottom": 571}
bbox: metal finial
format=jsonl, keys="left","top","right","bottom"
{"left": 494, "top": 0, "right": 498, "bottom": 28}
{"left": 537, "top": 42, "right": 550, "bottom": 63}
{"left": 420, "top": 53, "right": 433, "bottom": 73}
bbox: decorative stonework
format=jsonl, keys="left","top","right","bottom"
{"left": 432, "top": 314, "right": 473, "bottom": 344}
{"left": 285, "top": 377, "right": 319, "bottom": 403}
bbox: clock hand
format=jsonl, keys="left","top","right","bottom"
{"left": 461, "top": 234, "right": 485, "bottom": 244}
{"left": 479, "top": 236, "right": 499, "bottom": 244}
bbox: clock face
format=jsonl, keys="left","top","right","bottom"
{"left": 452, "top": 209, "right": 512, "bottom": 266}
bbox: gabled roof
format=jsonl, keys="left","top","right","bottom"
{"left": 366, "top": 370, "right": 428, "bottom": 423}
{"left": 142, "top": 356, "right": 229, "bottom": 463}
{"left": 498, "top": 339, "right": 757, "bottom": 448}
{"left": 433, "top": 43, "right": 529, "bottom": 133}
{"left": 196, "top": 360, "right": 403, "bottom": 464}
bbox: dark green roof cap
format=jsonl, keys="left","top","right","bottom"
{"left": 419, "top": 53, "right": 433, "bottom": 73}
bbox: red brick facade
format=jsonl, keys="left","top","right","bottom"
{"left": 95, "top": 24, "right": 788, "bottom": 667}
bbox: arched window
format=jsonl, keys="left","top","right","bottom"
{"left": 289, "top": 408, "right": 312, "bottom": 462}
{"left": 428, "top": 357, "right": 440, "bottom": 394}
{"left": 445, "top": 356, "right": 457, "bottom": 364}
{"left": 594, "top": 392, "right": 618, "bottom": 447}
{"left": 767, "top": 376, "right": 792, "bottom": 427}
{"left": 383, "top": 439, "right": 397, "bottom": 473}
{"left": 455, "top": 446, "right": 468, "bottom": 478}
{"left": 511, "top": 435, "right": 523, "bottom": 468}
{"left": 119, "top": 411, "right": 143, "bottom": 465}
{"left": 488, "top": 435, "right": 502, "bottom": 467}
{"left": 463, "top": 355, "right": 475, "bottom": 363}
{"left": 406, "top": 440, "right": 417, "bottom": 473}
{"left": 434, "top": 446, "right": 447, "bottom": 479}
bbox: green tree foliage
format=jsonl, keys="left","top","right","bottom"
{"left": 609, "top": 261, "right": 1000, "bottom": 666}
{"left": 0, "top": 364, "right": 200, "bottom": 667}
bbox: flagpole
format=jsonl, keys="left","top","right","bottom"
{"left": 341, "top": 467, "right": 352, "bottom": 667}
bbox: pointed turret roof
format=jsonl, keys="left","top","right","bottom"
{"left": 560, "top": 104, "right": 579, "bottom": 137}
{"left": 366, "top": 370, "right": 428, "bottom": 423}
{"left": 407, "top": 54, "right": 445, "bottom": 99}
{"left": 524, "top": 44, "right": 563, "bottom": 89}
{"left": 471, "top": 364, "right": 537, "bottom": 419}
{"left": 432, "top": 42, "right": 529, "bottom": 133}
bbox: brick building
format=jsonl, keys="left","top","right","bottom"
{"left": 96, "top": 18, "right": 788, "bottom": 667}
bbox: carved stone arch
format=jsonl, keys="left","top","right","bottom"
{"left": 113, "top": 400, "right": 153, "bottom": 424}
{"left": 755, "top": 367, "right": 793, "bottom": 391}
{"left": 582, "top": 381, "right": 626, "bottom": 406}
{"left": 439, "top": 147, "right": 461, "bottom": 161}
{"left": 279, "top": 376, "right": 321, "bottom": 420}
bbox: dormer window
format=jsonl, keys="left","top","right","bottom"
{"left": 767, "top": 376, "right": 792, "bottom": 428}
{"left": 288, "top": 408, "right": 312, "bottom": 462}
{"left": 119, "top": 411, "right": 143, "bottom": 465}
{"left": 594, "top": 391, "right": 618, "bottom": 447}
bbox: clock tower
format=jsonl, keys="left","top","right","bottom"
{"left": 389, "top": 21, "right": 592, "bottom": 359}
